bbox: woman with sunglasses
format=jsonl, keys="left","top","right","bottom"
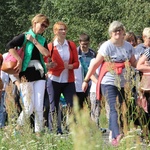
{"left": 6, "top": 14, "right": 50, "bottom": 135}
{"left": 82, "top": 21, "right": 137, "bottom": 146}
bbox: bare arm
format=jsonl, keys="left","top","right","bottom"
{"left": 130, "top": 54, "right": 137, "bottom": 68}
{"left": 136, "top": 54, "right": 150, "bottom": 72}
{"left": 26, "top": 34, "right": 50, "bottom": 57}
{"left": 90, "top": 74, "right": 98, "bottom": 84}
{"left": 82, "top": 53, "right": 104, "bottom": 92}
{"left": 9, "top": 74, "right": 20, "bottom": 90}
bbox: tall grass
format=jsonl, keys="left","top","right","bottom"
{"left": 0, "top": 67, "right": 150, "bottom": 149}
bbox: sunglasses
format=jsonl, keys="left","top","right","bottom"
{"left": 41, "top": 23, "right": 48, "bottom": 28}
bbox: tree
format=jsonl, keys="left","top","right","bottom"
{"left": 41, "top": 0, "right": 150, "bottom": 50}
{"left": 0, "top": 0, "right": 150, "bottom": 52}
{"left": 0, "top": 0, "right": 42, "bottom": 52}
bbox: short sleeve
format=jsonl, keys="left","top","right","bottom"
{"left": 98, "top": 41, "right": 108, "bottom": 56}
{"left": 144, "top": 48, "right": 150, "bottom": 60}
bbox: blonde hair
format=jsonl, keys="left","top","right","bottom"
{"left": 32, "top": 14, "right": 50, "bottom": 27}
{"left": 143, "top": 27, "right": 150, "bottom": 38}
{"left": 53, "top": 21, "right": 67, "bottom": 33}
{"left": 53, "top": 21, "right": 68, "bottom": 40}
{"left": 108, "top": 21, "right": 126, "bottom": 36}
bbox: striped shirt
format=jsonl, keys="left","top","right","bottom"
{"left": 144, "top": 48, "right": 150, "bottom": 60}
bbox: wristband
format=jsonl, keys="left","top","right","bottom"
{"left": 33, "top": 39, "right": 37, "bottom": 45}
{"left": 83, "top": 79, "right": 89, "bottom": 83}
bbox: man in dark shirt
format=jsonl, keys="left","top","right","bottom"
{"left": 74, "top": 33, "right": 96, "bottom": 109}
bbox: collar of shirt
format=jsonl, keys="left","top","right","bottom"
{"left": 53, "top": 39, "right": 68, "bottom": 47}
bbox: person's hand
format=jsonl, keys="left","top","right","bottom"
{"left": 145, "top": 61, "right": 150, "bottom": 66}
{"left": 16, "top": 81, "right": 20, "bottom": 91}
{"left": 14, "top": 60, "right": 22, "bottom": 73}
{"left": 64, "top": 61, "right": 73, "bottom": 69}
{"left": 46, "top": 62, "right": 57, "bottom": 69}
{"left": 26, "top": 34, "right": 34, "bottom": 42}
{"left": 64, "top": 61, "right": 68, "bottom": 69}
{"left": 82, "top": 81, "right": 88, "bottom": 92}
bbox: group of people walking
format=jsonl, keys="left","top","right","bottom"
{"left": 0, "top": 14, "right": 95, "bottom": 135}
{"left": 83, "top": 21, "right": 150, "bottom": 146}
{"left": 0, "top": 13, "right": 150, "bottom": 147}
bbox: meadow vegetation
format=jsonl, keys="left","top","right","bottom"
{"left": 0, "top": 78, "right": 150, "bottom": 150}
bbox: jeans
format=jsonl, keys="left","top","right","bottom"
{"left": 0, "top": 91, "right": 7, "bottom": 128}
{"left": 46, "top": 78, "right": 62, "bottom": 131}
{"left": 43, "top": 89, "right": 50, "bottom": 128}
{"left": 52, "top": 81, "right": 75, "bottom": 131}
{"left": 90, "top": 92, "right": 100, "bottom": 127}
{"left": 101, "top": 84, "right": 125, "bottom": 139}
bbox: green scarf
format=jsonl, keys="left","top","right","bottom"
{"left": 22, "top": 29, "right": 47, "bottom": 73}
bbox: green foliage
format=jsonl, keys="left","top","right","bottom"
{"left": 1, "top": 93, "right": 148, "bottom": 149}
{"left": 121, "top": 0, "right": 150, "bottom": 35}
{"left": 0, "top": 0, "right": 150, "bottom": 52}
{"left": 0, "top": 0, "right": 41, "bottom": 52}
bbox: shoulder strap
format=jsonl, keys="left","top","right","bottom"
{"left": 50, "top": 43, "right": 54, "bottom": 57}
{"left": 68, "top": 40, "right": 72, "bottom": 50}
{"left": 16, "top": 34, "right": 27, "bottom": 50}
{"left": 78, "top": 47, "right": 82, "bottom": 55}
{"left": 47, "top": 42, "right": 54, "bottom": 57}
{"left": 49, "top": 41, "right": 74, "bottom": 57}
{"left": 68, "top": 40, "right": 76, "bottom": 51}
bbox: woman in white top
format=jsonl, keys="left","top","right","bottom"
{"left": 47, "top": 21, "right": 79, "bottom": 134}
